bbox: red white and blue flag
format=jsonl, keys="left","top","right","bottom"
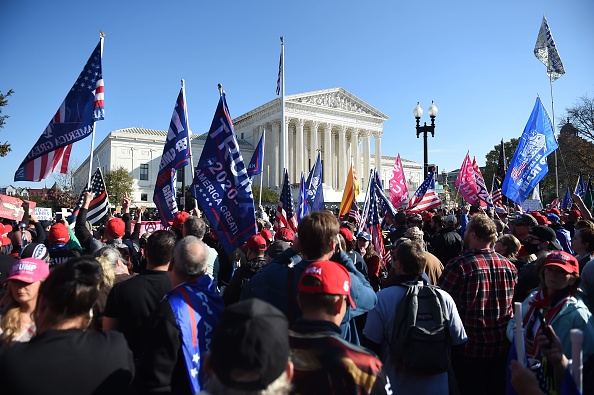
{"left": 15, "top": 40, "right": 105, "bottom": 182}
{"left": 154, "top": 87, "right": 191, "bottom": 226}
{"left": 406, "top": 170, "right": 441, "bottom": 213}
{"left": 247, "top": 132, "right": 264, "bottom": 178}
{"left": 361, "top": 174, "right": 386, "bottom": 263}
{"left": 274, "top": 168, "right": 298, "bottom": 233}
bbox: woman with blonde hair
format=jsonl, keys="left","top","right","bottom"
{"left": 92, "top": 247, "right": 130, "bottom": 331}
{"left": 0, "top": 258, "right": 49, "bottom": 344}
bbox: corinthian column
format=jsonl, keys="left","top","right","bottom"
{"left": 338, "top": 126, "right": 347, "bottom": 190}
{"left": 271, "top": 121, "right": 280, "bottom": 187}
{"left": 296, "top": 119, "right": 305, "bottom": 178}
{"left": 351, "top": 128, "right": 360, "bottom": 178}
{"left": 363, "top": 131, "right": 371, "bottom": 188}
{"left": 323, "top": 123, "right": 332, "bottom": 186}
{"left": 310, "top": 121, "right": 319, "bottom": 169}
{"left": 374, "top": 132, "right": 382, "bottom": 172}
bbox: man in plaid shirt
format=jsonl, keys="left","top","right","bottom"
{"left": 438, "top": 214, "right": 517, "bottom": 395}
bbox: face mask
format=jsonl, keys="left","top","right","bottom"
{"left": 523, "top": 242, "right": 540, "bottom": 255}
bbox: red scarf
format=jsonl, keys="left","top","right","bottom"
{"left": 523, "top": 288, "right": 571, "bottom": 355}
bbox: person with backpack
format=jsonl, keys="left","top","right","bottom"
{"left": 363, "top": 240, "right": 467, "bottom": 394}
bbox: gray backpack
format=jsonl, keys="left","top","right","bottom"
{"left": 390, "top": 281, "right": 451, "bottom": 375}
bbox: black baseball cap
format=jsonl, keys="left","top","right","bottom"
{"left": 210, "top": 298, "right": 289, "bottom": 391}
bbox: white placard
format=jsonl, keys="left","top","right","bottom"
{"left": 34, "top": 207, "right": 53, "bottom": 221}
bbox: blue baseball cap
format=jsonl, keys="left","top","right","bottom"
{"left": 357, "top": 231, "right": 372, "bottom": 242}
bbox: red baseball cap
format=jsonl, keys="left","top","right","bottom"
{"left": 298, "top": 260, "right": 355, "bottom": 308}
{"left": 339, "top": 227, "right": 354, "bottom": 242}
{"left": 0, "top": 223, "right": 12, "bottom": 247}
{"left": 246, "top": 234, "right": 267, "bottom": 251}
{"left": 260, "top": 229, "right": 274, "bottom": 243}
{"left": 4, "top": 258, "right": 49, "bottom": 284}
{"left": 543, "top": 251, "right": 579, "bottom": 275}
{"left": 106, "top": 218, "right": 125, "bottom": 239}
{"left": 172, "top": 211, "right": 190, "bottom": 230}
{"left": 276, "top": 227, "right": 295, "bottom": 242}
{"left": 49, "top": 223, "right": 70, "bottom": 244}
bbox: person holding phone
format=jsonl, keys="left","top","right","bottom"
{"left": 507, "top": 251, "right": 594, "bottom": 364}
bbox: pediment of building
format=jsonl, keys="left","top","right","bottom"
{"left": 287, "top": 88, "right": 388, "bottom": 120}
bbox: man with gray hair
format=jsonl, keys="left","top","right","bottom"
{"left": 183, "top": 216, "right": 220, "bottom": 290}
{"left": 136, "top": 236, "right": 224, "bottom": 395}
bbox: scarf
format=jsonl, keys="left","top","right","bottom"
{"left": 167, "top": 275, "right": 224, "bottom": 394}
{"left": 523, "top": 288, "right": 572, "bottom": 356}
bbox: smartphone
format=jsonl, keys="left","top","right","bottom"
{"left": 55, "top": 213, "right": 63, "bottom": 221}
{"left": 535, "top": 308, "right": 554, "bottom": 348}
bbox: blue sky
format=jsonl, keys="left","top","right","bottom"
{"left": 2, "top": 0, "right": 593, "bottom": 189}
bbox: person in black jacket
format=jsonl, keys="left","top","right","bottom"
{"left": 0, "top": 256, "right": 134, "bottom": 395}
{"left": 222, "top": 234, "right": 267, "bottom": 306}
{"left": 432, "top": 214, "right": 463, "bottom": 264}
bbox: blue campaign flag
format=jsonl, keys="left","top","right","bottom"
{"left": 305, "top": 151, "right": 325, "bottom": 212}
{"left": 247, "top": 132, "right": 264, "bottom": 178}
{"left": 561, "top": 187, "right": 572, "bottom": 210}
{"left": 190, "top": 93, "right": 257, "bottom": 255}
{"left": 373, "top": 169, "right": 397, "bottom": 219}
{"left": 502, "top": 97, "right": 559, "bottom": 205}
{"left": 575, "top": 171, "right": 586, "bottom": 198}
{"left": 298, "top": 172, "right": 309, "bottom": 222}
{"left": 153, "top": 88, "right": 191, "bottom": 226}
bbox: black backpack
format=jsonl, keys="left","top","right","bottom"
{"left": 390, "top": 281, "right": 451, "bottom": 375}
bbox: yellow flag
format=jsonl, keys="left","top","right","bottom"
{"left": 339, "top": 164, "right": 359, "bottom": 218}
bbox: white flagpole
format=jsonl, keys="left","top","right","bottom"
{"left": 258, "top": 126, "right": 265, "bottom": 208}
{"left": 280, "top": 37, "right": 286, "bottom": 179}
{"left": 87, "top": 32, "right": 104, "bottom": 187}
{"left": 181, "top": 79, "right": 198, "bottom": 211}
{"left": 549, "top": 76, "right": 560, "bottom": 198}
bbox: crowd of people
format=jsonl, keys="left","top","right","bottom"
{"left": 0, "top": 191, "right": 593, "bottom": 394}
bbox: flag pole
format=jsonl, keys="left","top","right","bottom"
{"left": 549, "top": 76, "right": 560, "bottom": 198}
{"left": 279, "top": 37, "right": 286, "bottom": 179}
{"left": 87, "top": 32, "right": 105, "bottom": 188}
{"left": 182, "top": 79, "right": 198, "bottom": 212}
{"left": 258, "top": 125, "right": 265, "bottom": 208}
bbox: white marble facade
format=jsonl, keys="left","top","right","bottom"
{"left": 74, "top": 88, "right": 423, "bottom": 207}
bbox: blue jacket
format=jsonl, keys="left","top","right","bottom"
{"left": 240, "top": 248, "right": 377, "bottom": 345}
{"left": 507, "top": 291, "right": 594, "bottom": 362}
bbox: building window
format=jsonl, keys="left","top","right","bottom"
{"left": 141, "top": 193, "right": 148, "bottom": 201}
{"left": 140, "top": 163, "right": 149, "bottom": 181}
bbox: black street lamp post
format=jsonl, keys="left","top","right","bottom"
{"left": 414, "top": 101, "right": 438, "bottom": 176}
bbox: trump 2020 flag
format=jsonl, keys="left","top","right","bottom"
{"left": 575, "top": 171, "right": 586, "bottom": 198}
{"left": 15, "top": 39, "right": 105, "bottom": 182}
{"left": 389, "top": 154, "right": 408, "bottom": 208}
{"left": 154, "top": 88, "right": 191, "bottom": 226}
{"left": 534, "top": 15, "right": 565, "bottom": 82}
{"left": 305, "top": 151, "right": 324, "bottom": 212}
{"left": 191, "top": 93, "right": 257, "bottom": 255}
{"left": 247, "top": 133, "right": 264, "bottom": 178}
{"left": 502, "top": 97, "right": 558, "bottom": 205}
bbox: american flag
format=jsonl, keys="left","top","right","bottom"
{"left": 72, "top": 168, "right": 109, "bottom": 225}
{"left": 274, "top": 168, "right": 298, "bottom": 233}
{"left": 15, "top": 40, "right": 104, "bottom": 182}
{"left": 276, "top": 43, "right": 283, "bottom": 96}
{"left": 362, "top": 175, "right": 386, "bottom": 264}
{"left": 491, "top": 139, "right": 507, "bottom": 208}
{"left": 348, "top": 200, "right": 362, "bottom": 228}
{"left": 406, "top": 170, "right": 441, "bottom": 214}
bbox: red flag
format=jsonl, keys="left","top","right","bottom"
{"left": 389, "top": 154, "right": 408, "bottom": 208}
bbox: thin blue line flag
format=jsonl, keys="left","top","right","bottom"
{"left": 305, "top": 151, "right": 325, "bottom": 212}
{"left": 502, "top": 97, "right": 558, "bottom": 205}
{"left": 154, "top": 88, "right": 191, "bottom": 226}
{"left": 190, "top": 93, "right": 257, "bottom": 254}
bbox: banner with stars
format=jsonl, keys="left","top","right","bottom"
{"left": 191, "top": 93, "right": 257, "bottom": 254}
